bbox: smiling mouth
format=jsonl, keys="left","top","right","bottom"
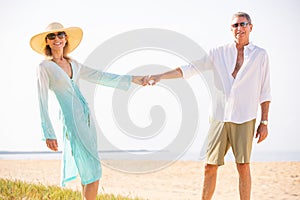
{"left": 53, "top": 42, "right": 62, "bottom": 45}
{"left": 237, "top": 32, "right": 245, "bottom": 36}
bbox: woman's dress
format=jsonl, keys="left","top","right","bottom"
{"left": 37, "top": 59, "right": 131, "bottom": 186}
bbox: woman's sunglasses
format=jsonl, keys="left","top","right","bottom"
{"left": 46, "top": 32, "right": 66, "bottom": 40}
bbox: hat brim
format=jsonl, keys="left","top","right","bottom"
{"left": 30, "top": 26, "right": 83, "bottom": 55}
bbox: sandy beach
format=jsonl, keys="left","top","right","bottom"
{"left": 0, "top": 160, "right": 299, "bottom": 200}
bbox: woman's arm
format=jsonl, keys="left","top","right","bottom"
{"left": 79, "top": 65, "right": 133, "bottom": 90}
{"left": 37, "top": 64, "right": 58, "bottom": 151}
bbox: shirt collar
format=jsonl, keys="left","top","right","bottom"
{"left": 232, "top": 41, "right": 255, "bottom": 51}
{"left": 245, "top": 42, "right": 255, "bottom": 51}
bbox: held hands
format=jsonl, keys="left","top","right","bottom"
{"left": 131, "top": 68, "right": 182, "bottom": 86}
{"left": 132, "top": 75, "right": 161, "bottom": 86}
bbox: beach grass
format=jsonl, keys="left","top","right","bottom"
{"left": 0, "top": 178, "right": 142, "bottom": 200}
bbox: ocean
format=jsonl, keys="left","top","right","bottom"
{"left": 0, "top": 150, "right": 299, "bottom": 162}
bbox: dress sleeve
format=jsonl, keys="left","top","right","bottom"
{"left": 78, "top": 64, "right": 132, "bottom": 91}
{"left": 37, "top": 64, "right": 56, "bottom": 140}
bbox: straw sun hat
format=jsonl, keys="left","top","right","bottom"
{"left": 30, "top": 22, "right": 83, "bottom": 55}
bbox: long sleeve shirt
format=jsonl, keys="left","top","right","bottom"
{"left": 180, "top": 42, "right": 271, "bottom": 124}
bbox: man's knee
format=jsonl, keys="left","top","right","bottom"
{"left": 236, "top": 163, "right": 250, "bottom": 175}
{"left": 204, "top": 164, "right": 218, "bottom": 176}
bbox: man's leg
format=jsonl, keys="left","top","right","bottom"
{"left": 229, "top": 120, "right": 255, "bottom": 200}
{"left": 236, "top": 163, "right": 251, "bottom": 200}
{"left": 202, "top": 164, "right": 218, "bottom": 200}
{"left": 202, "top": 120, "right": 228, "bottom": 200}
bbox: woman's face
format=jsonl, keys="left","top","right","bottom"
{"left": 45, "top": 31, "right": 67, "bottom": 52}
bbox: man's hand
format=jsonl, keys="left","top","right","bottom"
{"left": 46, "top": 139, "right": 58, "bottom": 151}
{"left": 255, "top": 124, "right": 268, "bottom": 143}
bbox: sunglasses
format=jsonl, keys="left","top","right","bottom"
{"left": 46, "top": 32, "right": 66, "bottom": 40}
{"left": 231, "top": 22, "right": 250, "bottom": 28}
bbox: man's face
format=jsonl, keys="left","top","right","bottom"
{"left": 231, "top": 16, "right": 253, "bottom": 41}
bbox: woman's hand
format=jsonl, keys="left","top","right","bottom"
{"left": 46, "top": 139, "right": 58, "bottom": 151}
{"left": 132, "top": 76, "right": 149, "bottom": 86}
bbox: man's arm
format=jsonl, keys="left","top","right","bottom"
{"left": 260, "top": 101, "right": 270, "bottom": 121}
{"left": 146, "top": 68, "right": 183, "bottom": 85}
{"left": 255, "top": 101, "right": 270, "bottom": 143}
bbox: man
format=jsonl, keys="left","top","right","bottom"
{"left": 145, "top": 12, "right": 271, "bottom": 200}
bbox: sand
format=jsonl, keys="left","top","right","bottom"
{"left": 0, "top": 160, "right": 299, "bottom": 200}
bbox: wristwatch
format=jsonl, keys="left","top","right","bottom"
{"left": 260, "top": 120, "right": 268, "bottom": 126}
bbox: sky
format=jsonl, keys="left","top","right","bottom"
{"left": 0, "top": 0, "right": 299, "bottom": 158}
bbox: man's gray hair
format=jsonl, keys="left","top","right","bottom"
{"left": 232, "top": 12, "right": 252, "bottom": 24}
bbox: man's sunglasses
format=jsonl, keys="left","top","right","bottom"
{"left": 231, "top": 22, "right": 250, "bottom": 28}
{"left": 46, "top": 32, "right": 66, "bottom": 40}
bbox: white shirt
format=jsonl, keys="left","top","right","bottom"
{"left": 180, "top": 42, "right": 271, "bottom": 124}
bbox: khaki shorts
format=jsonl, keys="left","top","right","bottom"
{"left": 205, "top": 119, "right": 256, "bottom": 165}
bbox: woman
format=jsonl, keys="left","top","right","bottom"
{"left": 30, "top": 22, "right": 144, "bottom": 199}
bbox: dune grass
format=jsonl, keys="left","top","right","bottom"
{"left": 0, "top": 178, "right": 142, "bottom": 200}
